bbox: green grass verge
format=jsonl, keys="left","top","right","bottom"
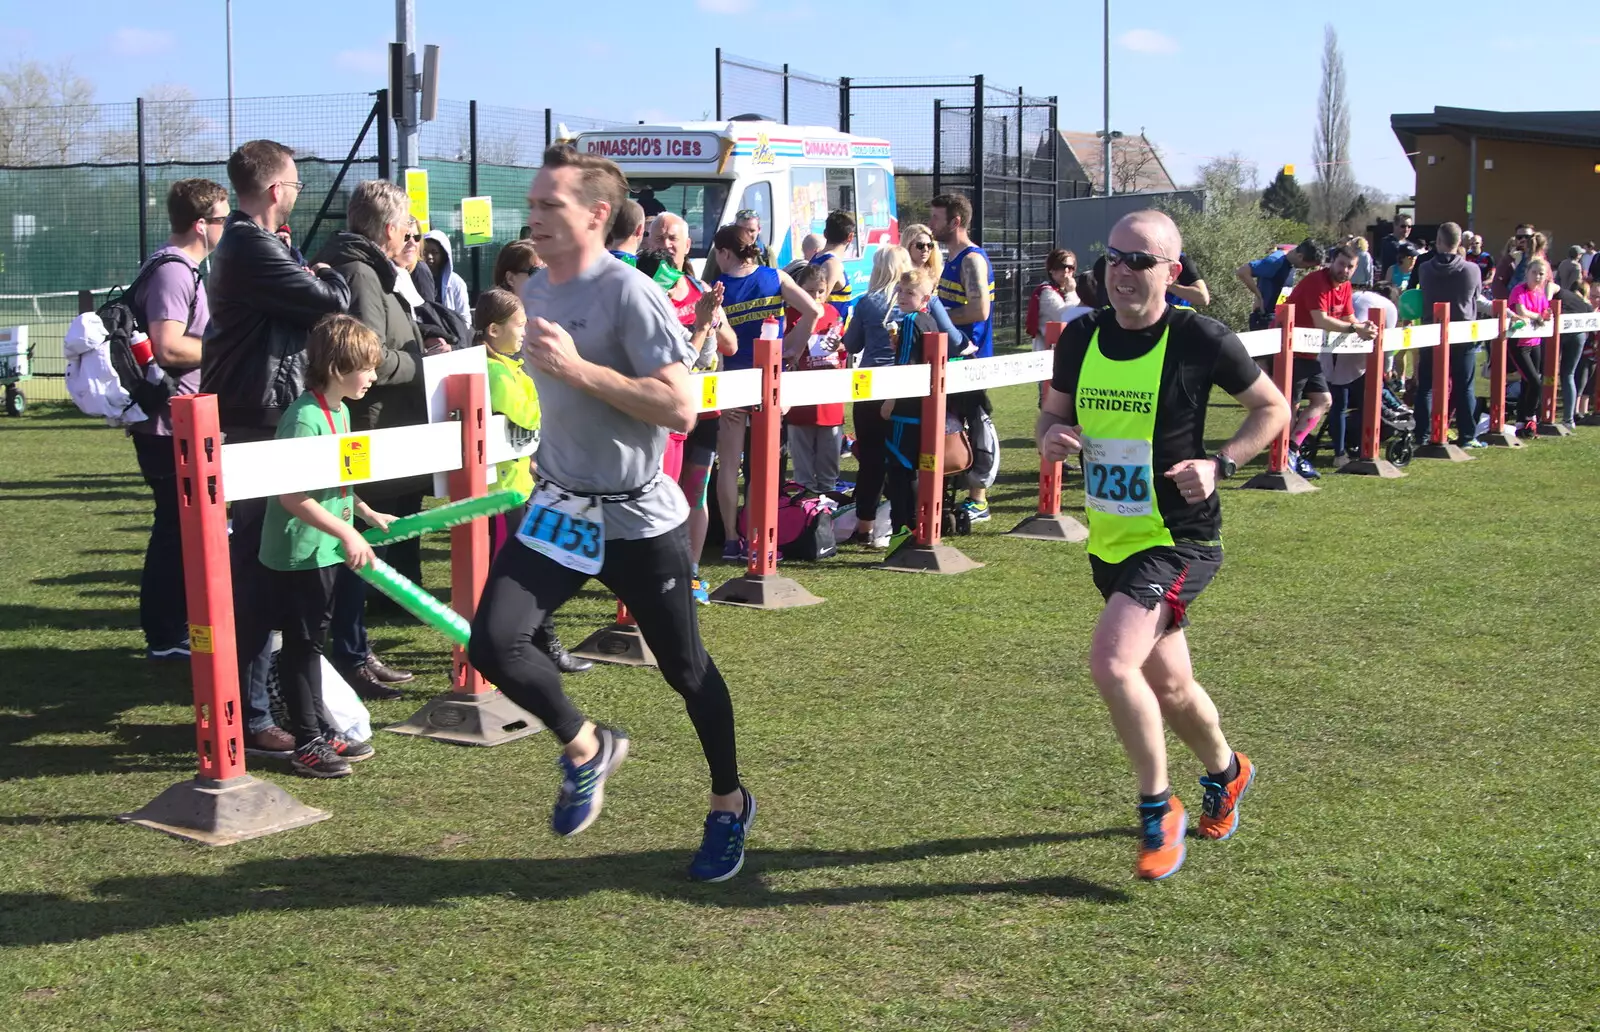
{"left": 1, "top": 392, "right": 1597, "bottom": 1031}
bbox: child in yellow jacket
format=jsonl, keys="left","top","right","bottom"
{"left": 476, "top": 287, "right": 591, "bottom": 673}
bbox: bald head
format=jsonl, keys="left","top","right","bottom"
{"left": 801, "top": 233, "right": 825, "bottom": 261}
{"left": 649, "top": 212, "right": 692, "bottom": 267}
{"left": 1110, "top": 210, "right": 1182, "bottom": 260}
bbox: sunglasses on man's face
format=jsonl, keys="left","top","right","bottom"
{"left": 402, "top": 233, "right": 423, "bottom": 243}
{"left": 1104, "top": 246, "right": 1174, "bottom": 272}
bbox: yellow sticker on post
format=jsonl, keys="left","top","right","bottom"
{"left": 340, "top": 435, "right": 372, "bottom": 482}
{"left": 700, "top": 374, "right": 719, "bottom": 411}
{"left": 404, "top": 168, "right": 430, "bottom": 234}
{"left": 188, "top": 624, "right": 214, "bottom": 654}
{"left": 851, "top": 369, "right": 874, "bottom": 401}
{"left": 461, "top": 195, "right": 493, "bottom": 246}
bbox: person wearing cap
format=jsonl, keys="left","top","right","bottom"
{"left": 1387, "top": 245, "right": 1419, "bottom": 292}
{"left": 699, "top": 208, "right": 775, "bottom": 284}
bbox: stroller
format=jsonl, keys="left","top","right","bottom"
{"left": 1302, "top": 385, "right": 1416, "bottom": 467}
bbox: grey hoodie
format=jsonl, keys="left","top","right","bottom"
{"left": 1418, "top": 251, "right": 1482, "bottom": 324}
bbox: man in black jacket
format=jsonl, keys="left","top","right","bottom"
{"left": 202, "top": 139, "right": 350, "bottom": 754}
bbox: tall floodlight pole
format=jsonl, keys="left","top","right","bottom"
{"left": 1103, "top": 0, "right": 1112, "bottom": 196}
{"left": 226, "top": 0, "right": 235, "bottom": 150}
{"left": 396, "top": 0, "right": 418, "bottom": 172}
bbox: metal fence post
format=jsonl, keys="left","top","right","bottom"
{"left": 971, "top": 76, "right": 985, "bottom": 245}
{"left": 715, "top": 47, "right": 723, "bottom": 121}
{"left": 377, "top": 89, "right": 391, "bottom": 181}
{"left": 469, "top": 99, "right": 481, "bottom": 299}
{"left": 544, "top": 108, "right": 553, "bottom": 150}
{"left": 782, "top": 63, "right": 791, "bottom": 124}
{"left": 136, "top": 97, "right": 149, "bottom": 263}
{"left": 932, "top": 99, "right": 943, "bottom": 198}
{"left": 1048, "top": 94, "right": 1059, "bottom": 250}
{"left": 838, "top": 76, "right": 851, "bottom": 133}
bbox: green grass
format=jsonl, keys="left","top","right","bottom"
{"left": 2, "top": 392, "right": 1598, "bottom": 1031}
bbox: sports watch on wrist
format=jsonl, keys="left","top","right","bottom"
{"left": 1212, "top": 453, "right": 1237, "bottom": 479}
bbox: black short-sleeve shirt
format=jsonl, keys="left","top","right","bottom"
{"left": 1051, "top": 306, "right": 1262, "bottom": 545}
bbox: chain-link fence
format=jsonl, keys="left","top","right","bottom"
{"left": 0, "top": 91, "right": 627, "bottom": 402}
{"left": 716, "top": 53, "right": 1056, "bottom": 349}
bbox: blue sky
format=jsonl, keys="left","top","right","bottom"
{"left": 6, "top": 2, "right": 1599, "bottom": 196}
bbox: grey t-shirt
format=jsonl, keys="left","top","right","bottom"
{"left": 520, "top": 253, "right": 696, "bottom": 540}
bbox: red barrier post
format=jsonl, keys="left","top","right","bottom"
{"left": 1010, "top": 321, "right": 1089, "bottom": 541}
{"left": 445, "top": 372, "right": 490, "bottom": 696}
{"left": 1241, "top": 304, "right": 1315, "bottom": 491}
{"left": 1415, "top": 304, "right": 1472, "bottom": 460}
{"left": 709, "top": 335, "right": 823, "bottom": 606}
{"left": 390, "top": 372, "right": 542, "bottom": 744}
{"left": 881, "top": 332, "right": 982, "bottom": 573}
{"left": 1341, "top": 321, "right": 1404, "bottom": 477}
{"left": 121, "top": 393, "right": 329, "bottom": 844}
{"left": 1538, "top": 299, "right": 1571, "bottom": 436}
{"left": 1483, "top": 301, "right": 1520, "bottom": 447}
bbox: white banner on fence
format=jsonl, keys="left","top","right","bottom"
{"left": 1507, "top": 320, "right": 1547, "bottom": 340}
{"left": 1294, "top": 329, "right": 1374, "bottom": 354}
{"left": 945, "top": 350, "right": 1053, "bottom": 393}
{"left": 223, "top": 420, "right": 464, "bottom": 502}
{"left": 1560, "top": 311, "right": 1600, "bottom": 334}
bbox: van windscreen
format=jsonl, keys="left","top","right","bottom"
{"left": 629, "top": 179, "right": 731, "bottom": 259}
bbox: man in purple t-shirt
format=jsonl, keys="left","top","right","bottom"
{"left": 129, "top": 178, "right": 229, "bottom": 659}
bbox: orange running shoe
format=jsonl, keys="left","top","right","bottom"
{"left": 1197, "top": 752, "right": 1256, "bottom": 841}
{"left": 1135, "top": 796, "right": 1187, "bottom": 880}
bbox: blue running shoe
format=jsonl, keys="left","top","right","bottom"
{"left": 688, "top": 787, "right": 756, "bottom": 882}
{"left": 551, "top": 725, "right": 630, "bottom": 837}
{"left": 960, "top": 498, "right": 991, "bottom": 522}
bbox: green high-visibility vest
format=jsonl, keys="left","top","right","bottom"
{"left": 1076, "top": 326, "right": 1174, "bottom": 563}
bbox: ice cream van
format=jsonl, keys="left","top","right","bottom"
{"left": 572, "top": 120, "right": 899, "bottom": 300}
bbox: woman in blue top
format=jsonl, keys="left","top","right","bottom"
{"left": 711, "top": 224, "right": 822, "bottom": 558}
{"left": 840, "top": 245, "right": 966, "bottom": 546}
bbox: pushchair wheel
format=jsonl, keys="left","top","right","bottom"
{"left": 1387, "top": 434, "right": 1414, "bottom": 467}
{"left": 1301, "top": 429, "right": 1323, "bottom": 463}
{"left": 954, "top": 509, "right": 972, "bottom": 536}
{"left": 942, "top": 511, "right": 956, "bottom": 537}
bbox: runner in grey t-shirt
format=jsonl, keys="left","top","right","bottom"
{"left": 520, "top": 251, "right": 694, "bottom": 538}
{"left": 468, "top": 145, "right": 754, "bottom": 884}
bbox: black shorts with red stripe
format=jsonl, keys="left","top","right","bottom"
{"left": 1089, "top": 542, "right": 1222, "bottom": 632}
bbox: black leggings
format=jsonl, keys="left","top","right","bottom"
{"left": 467, "top": 523, "right": 741, "bottom": 795}
{"left": 234, "top": 564, "right": 337, "bottom": 746}
{"left": 851, "top": 401, "right": 889, "bottom": 526}
{"left": 1511, "top": 345, "right": 1543, "bottom": 422}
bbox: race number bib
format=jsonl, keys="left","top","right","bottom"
{"left": 1082, "top": 437, "right": 1154, "bottom": 517}
{"left": 515, "top": 485, "right": 605, "bottom": 574}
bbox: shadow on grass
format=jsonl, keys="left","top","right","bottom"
{"left": 32, "top": 568, "right": 140, "bottom": 589}
{"left": 0, "top": 829, "right": 1132, "bottom": 944}
{"left": 0, "top": 648, "right": 195, "bottom": 781}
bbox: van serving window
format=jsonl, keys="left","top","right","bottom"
{"left": 630, "top": 179, "right": 733, "bottom": 260}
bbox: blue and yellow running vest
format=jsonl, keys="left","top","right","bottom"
{"left": 717, "top": 265, "right": 784, "bottom": 371}
{"left": 938, "top": 245, "right": 995, "bottom": 357}
{"left": 1075, "top": 326, "right": 1173, "bottom": 563}
{"left": 809, "top": 250, "right": 854, "bottom": 320}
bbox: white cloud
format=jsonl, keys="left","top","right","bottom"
{"left": 1118, "top": 28, "right": 1179, "bottom": 55}
{"left": 698, "top": 0, "right": 753, "bottom": 12}
{"left": 110, "top": 28, "right": 174, "bottom": 57}
{"left": 335, "top": 48, "right": 387, "bottom": 75}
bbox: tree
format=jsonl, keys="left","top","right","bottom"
{"left": 1260, "top": 166, "right": 1311, "bottom": 224}
{"left": 1311, "top": 25, "right": 1356, "bottom": 233}
{"left": 0, "top": 58, "right": 98, "bottom": 165}
{"left": 142, "top": 83, "right": 206, "bottom": 161}
{"left": 1109, "top": 133, "right": 1162, "bottom": 194}
{"left": 1159, "top": 154, "right": 1295, "bottom": 332}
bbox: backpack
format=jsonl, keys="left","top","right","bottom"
{"left": 1025, "top": 282, "right": 1050, "bottom": 339}
{"left": 737, "top": 482, "right": 839, "bottom": 561}
{"left": 95, "top": 253, "right": 201, "bottom": 417}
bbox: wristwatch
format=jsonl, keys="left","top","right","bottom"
{"left": 1212, "top": 453, "right": 1237, "bottom": 479}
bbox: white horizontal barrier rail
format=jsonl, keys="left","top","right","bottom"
{"left": 1384, "top": 323, "right": 1443, "bottom": 352}
{"left": 690, "top": 367, "right": 763, "bottom": 413}
{"left": 1238, "top": 329, "right": 1280, "bottom": 358}
{"left": 945, "top": 350, "right": 1053, "bottom": 393}
{"left": 1559, "top": 311, "right": 1600, "bottom": 334}
{"left": 223, "top": 419, "right": 464, "bottom": 502}
{"left": 1458, "top": 318, "right": 1500, "bottom": 342}
{"left": 782, "top": 367, "right": 851, "bottom": 408}
{"left": 1296, "top": 330, "right": 1373, "bottom": 354}
{"left": 484, "top": 413, "right": 537, "bottom": 468}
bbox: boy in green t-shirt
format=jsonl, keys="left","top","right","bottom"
{"left": 244, "top": 315, "right": 395, "bottom": 778}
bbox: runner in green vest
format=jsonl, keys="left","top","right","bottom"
{"left": 1036, "top": 210, "right": 1291, "bottom": 881}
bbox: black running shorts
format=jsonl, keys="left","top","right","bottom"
{"left": 1089, "top": 542, "right": 1223, "bottom": 631}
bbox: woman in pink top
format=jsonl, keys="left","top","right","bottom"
{"left": 1507, "top": 257, "right": 1552, "bottom": 435}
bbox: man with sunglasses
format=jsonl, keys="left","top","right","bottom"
{"left": 1037, "top": 210, "right": 1289, "bottom": 880}
{"left": 1378, "top": 214, "right": 1414, "bottom": 280}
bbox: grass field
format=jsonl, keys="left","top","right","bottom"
{"left": 2, "top": 390, "right": 1597, "bottom": 1031}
